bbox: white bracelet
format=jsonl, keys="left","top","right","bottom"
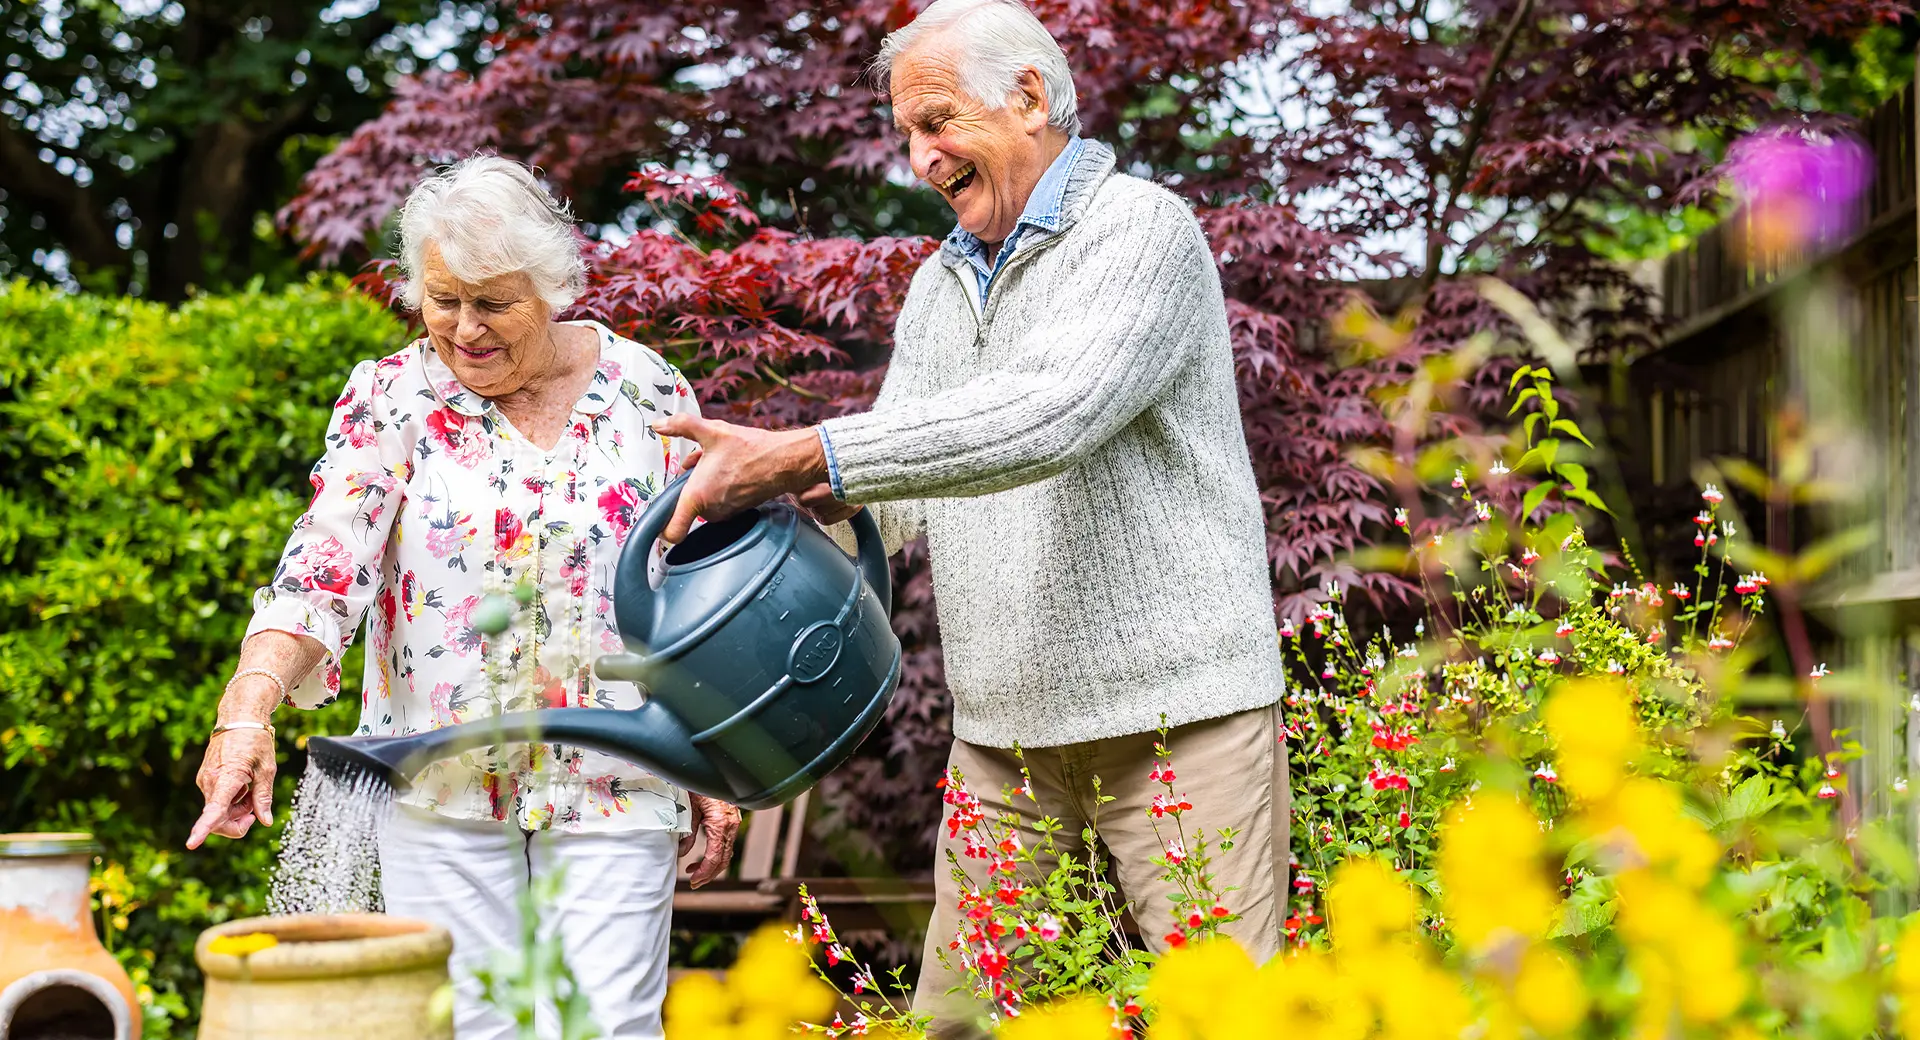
{"left": 211, "top": 720, "right": 277, "bottom": 738}
{"left": 226, "top": 667, "right": 289, "bottom": 703}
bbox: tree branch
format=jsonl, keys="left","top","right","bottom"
{"left": 1419, "top": 0, "right": 1536, "bottom": 295}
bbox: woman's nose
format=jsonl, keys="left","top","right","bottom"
{"left": 457, "top": 307, "right": 488, "bottom": 341}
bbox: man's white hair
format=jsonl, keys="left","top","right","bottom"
{"left": 873, "top": 0, "right": 1081, "bottom": 137}
{"left": 396, "top": 155, "right": 587, "bottom": 310}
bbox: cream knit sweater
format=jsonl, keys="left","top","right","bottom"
{"left": 821, "top": 142, "right": 1284, "bottom": 749}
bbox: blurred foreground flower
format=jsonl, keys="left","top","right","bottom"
{"left": 1725, "top": 126, "right": 1872, "bottom": 256}
{"left": 664, "top": 924, "right": 839, "bottom": 1040}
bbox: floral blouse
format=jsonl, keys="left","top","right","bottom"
{"left": 248, "top": 321, "right": 698, "bottom": 834}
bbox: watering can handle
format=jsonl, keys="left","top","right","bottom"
{"left": 594, "top": 468, "right": 893, "bottom": 684}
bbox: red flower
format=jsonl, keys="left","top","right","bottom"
{"left": 494, "top": 509, "right": 526, "bottom": 553}
{"left": 1164, "top": 932, "right": 1187, "bottom": 948}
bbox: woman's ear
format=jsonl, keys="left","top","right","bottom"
{"left": 1016, "top": 67, "right": 1050, "bottom": 133}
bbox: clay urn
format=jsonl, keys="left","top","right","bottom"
{"left": 0, "top": 832, "right": 142, "bottom": 1040}
{"left": 194, "top": 914, "right": 453, "bottom": 1040}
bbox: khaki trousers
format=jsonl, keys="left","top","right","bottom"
{"left": 912, "top": 703, "right": 1288, "bottom": 1038}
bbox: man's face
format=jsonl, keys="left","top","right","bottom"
{"left": 890, "top": 45, "right": 1052, "bottom": 247}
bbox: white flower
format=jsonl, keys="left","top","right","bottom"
{"left": 1474, "top": 500, "right": 1492, "bottom": 522}
{"left": 1897, "top": 777, "right": 1910, "bottom": 795}
{"left": 1605, "top": 659, "right": 1625, "bottom": 675}
{"left": 1702, "top": 483, "right": 1724, "bottom": 504}
{"left": 1770, "top": 719, "right": 1786, "bottom": 740}
{"left": 1394, "top": 507, "right": 1410, "bottom": 528}
{"left": 1810, "top": 663, "right": 1830, "bottom": 679}
{"left": 1722, "top": 520, "right": 1738, "bottom": 538}
{"left": 1490, "top": 460, "right": 1511, "bottom": 475}
{"left": 1451, "top": 468, "right": 1467, "bottom": 489}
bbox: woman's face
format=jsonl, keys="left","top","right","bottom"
{"left": 418, "top": 242, "right": 557, "bottom": 398}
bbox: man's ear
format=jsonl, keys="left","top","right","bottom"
{"left": 1015, "top": 67, "right": 1050, "bottom": 134}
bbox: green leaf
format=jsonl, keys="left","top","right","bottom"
{"left": 1549, "top": 418, "right": 1594, "bottom": 447}
{"left": 1515, "top": 440, "right": 1559, "bottom": 473}
{"left": 1523, "top": 412, "right": 1544, "bottom": 443}
{"left": 1555, "top": 462, "right": 1590, "bottom": 492}
{"left": 1522, "top": 482, "right": 1554, "bottom": 519}
{"left": 1721, "top": 774, "right": 1786, "bottom": 825}
{"left": 1507, "top": 386, "right": 1540, "bottom": 416}
{"left": 1508, "top": 364, "right": 1534, "bottom": 391}
{"left": 1565, "top": 487, "right": 1612, "bottom": 514}
{"left": 1794, "top": 524, "right": 1878, "bottom": 584}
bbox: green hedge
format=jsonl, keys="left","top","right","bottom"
{"left": 0, "top": 277, "right": 405, "bottom": 1036}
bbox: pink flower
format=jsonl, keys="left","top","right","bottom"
{"left": 294, "top": 536, "right": 356, "bottom": 596}
{"left": 1555, "top": 620, "right": 1575, "bottom": 638}
{"left": 1816, "top": 782, "right": 1840, "bottom": 800}
{"left": 1164, "top": 839, "right": 1188, "bottom": 865}
{"left": 1726, "top": 126, "right": 1873, "bottom": 254}
{"left": 599, "top": 481, "right": 643, "bottom": 542}
{"left": 1148, "top": 761, "right": 1176, "bottom": 784}
{"left": 1520, "top": 547, "right": 1540, "bottom": 566}
{"left": 1533, "top": 762, "right": 1559, "bottom": 783}
{"left": 1702, "top": 484, "right": 1724, "bottom": 505}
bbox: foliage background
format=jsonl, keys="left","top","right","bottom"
{"left": 0, "top": 277, "right": 394, "bottom": 1035}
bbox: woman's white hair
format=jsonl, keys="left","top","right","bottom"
{"left": 872, "top": 0, "right": 1081, "bottom": 137}
{"left": 396, "top": 155, "right": 587, "bottom": 310}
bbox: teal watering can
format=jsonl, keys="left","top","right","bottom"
{"left": 307, "top": 472, "right": 901, "bottom": 810}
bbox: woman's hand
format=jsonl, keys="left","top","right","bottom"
{"left": 187, "top": 675, "right": 283, "bottom": 850}
{"left": 680, "top": 792, "right": 743, "bottom": 888}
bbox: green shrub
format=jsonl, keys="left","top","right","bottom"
{"left": 0, "top": 277, "right": 406, "bottom": 1037}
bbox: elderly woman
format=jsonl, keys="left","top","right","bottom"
{"left": 188, "top": 155, "right": 738, "bottom": 1040}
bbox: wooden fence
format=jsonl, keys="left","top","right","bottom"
{"left": 1620, "top": 82, "right": 1919, "bottom": 858}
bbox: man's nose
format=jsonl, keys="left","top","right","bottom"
{"left": 909, "top": 133, "right": 942, "bottom": 184}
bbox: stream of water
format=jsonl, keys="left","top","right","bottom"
{"left": 266, "top": 762, "right": 393, "bottom": 915}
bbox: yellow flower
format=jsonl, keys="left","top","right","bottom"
{"left": 1367, "top": 947, "right": 1472, "bottom": 1040}
{"left": 1327, "top": 857, "right": 1419, "bottom": 952}
{"left": 1586, "top": 778, "right": 1718, "bottom": 888}
{"left": 997, "top": 996, "right": 1112, "bottom": 1040}
{"left": 1615, "top": 871, "right": 1747, "bottom": 1025}
{"left": 1269, "top": 949, "right": 1370, "bottom": 1040}
{"left": 664, "top": 925, "right": 838, "bottom": 1040}
{"left": 206, "top": 932, "right": 279, "bottom": 957}
{"left": 1511, "top": 944, "right": 1586, "bottom": 1034}
{"left": 1544, "top": 678, "right": 1642, "bottom": 804}
{"left": 1147, "top": 938, "right": 1279, "bottom": 1039}
{"left": 1899, "top": 919, "right": 1920, "bottom": 988}
{"left": 663, "top": 972, "right": 731, "bottom": 1039}
{"left": 1438, "top": 796, "right": 1558, "bottom": 952}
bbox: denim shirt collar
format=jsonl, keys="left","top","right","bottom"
{"left": 938, "top": 138, "right": 1117, "bottom": 271}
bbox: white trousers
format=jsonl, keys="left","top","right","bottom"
{"left": 379, "top": 806, "right": 679, "bottom": 1040}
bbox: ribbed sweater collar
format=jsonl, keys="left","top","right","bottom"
{"left": 937, "top": 139, "right": 1118, "bottom": 270}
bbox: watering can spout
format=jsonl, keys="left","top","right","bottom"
{"left": 307, "top": 701, "right": 730, "bottom": 799}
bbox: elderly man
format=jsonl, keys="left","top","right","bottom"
{"left": 651, "top": 0, "right": 1287, "bottom": 1029}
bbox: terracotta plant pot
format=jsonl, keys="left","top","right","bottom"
{"left": 0, "top": 832, "right": 142, "bottom": 1040}
{"left": 194, "top": 914, "right": 453, "bottom": 1040}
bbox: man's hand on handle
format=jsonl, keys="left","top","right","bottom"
{"left": 797, "top": 481, "right": 863, "bottom": 527}
{"left": 680, "top": 792, "right": 743, "bottom": 888}
{"left": 650, "top": 414, "right": 830, "bottom": 543}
